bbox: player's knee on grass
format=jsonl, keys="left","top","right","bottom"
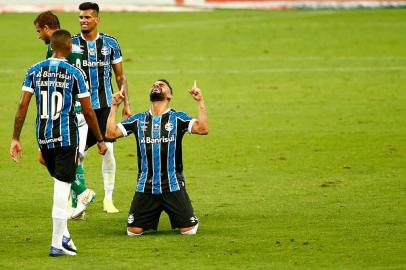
{"left": 127, "top": 227, "right": 144, "bottom": 236}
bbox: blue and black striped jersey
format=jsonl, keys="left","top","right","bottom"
{"left": 71, "top": 33, "right": 122, "bottom": 109}
{"left": 22, "top": 58, "right": 90, "bottom": 149}
{"left": 118, "top": 109, "right": 196, "bottom": 194}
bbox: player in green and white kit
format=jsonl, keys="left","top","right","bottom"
{"left": 34, "top": 11, "right": 95, "bottom": 219}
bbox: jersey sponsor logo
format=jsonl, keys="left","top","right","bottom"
{"left": 82, "top": 59, "right": 110, "bottom": 67}
{"left": 128, "top": 214, "right": 134, "bottom": 224}
{"left": 36, "top": 71, "right": 72, "bottom": 80}
{"left": 101, "top": 46, "right": 110, "bottom": 56}
{"left": 164, "top": 122, "right": 174, "bottom": 132}
{"left": 141, "top": 136, "right": 175, "bottom": 144}
{"left": 72, "top": 44, "right": 83, "bottom": 54}
{"left": 38, "top": 136, "right": 63, "bottom": 145}
{"left": 139, "top": 121, "right": 149, "bottom": 132}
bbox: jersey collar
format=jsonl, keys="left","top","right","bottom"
{"left": 48, "top": 57, "right": 67, "bottom": 62}
{"left": 81, "top": 32, "right": 100, "bottom": 42}
{"left": 149, "top": 108, "right": 171, "bottom": 116}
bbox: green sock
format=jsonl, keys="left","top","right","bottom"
{"left": 71, "top": 165, "right": 87, "bottom": 197}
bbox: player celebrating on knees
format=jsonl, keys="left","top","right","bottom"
{"left": 72, "top": 2, "right": 131, "bottom": 213}
{"left": 10, "top": 30, "right": 107, "bottom": 256}
{"left": 106, "top": 80, "right": 208, "bottom": 235}
{"left": 34, "top": 11, "right": 96, "bottom": 219}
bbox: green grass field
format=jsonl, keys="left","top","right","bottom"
{"left": 0, "top": 8, "right": 405, "bottom": 269}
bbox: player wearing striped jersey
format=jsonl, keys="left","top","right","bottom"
{"left": 34, "top": 11, "right": 95, "bottom": 219}
{"left": 106, "top": 80, "right": 208, "bottom": 235}
{"left": 10, "top": 30, "right": 107, "bottom": 256}
{"left": 72, "top": 2, "right": 132, "bottom": 213}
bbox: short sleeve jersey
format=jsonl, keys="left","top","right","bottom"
{"left": 117, "top": 109, "right": 196, "bottom": 194}
{"left": 22, "top": 58, "right": 90, "bottom": 149}
{"left": 71, "top": 33, "right": 122, "bottom": 109}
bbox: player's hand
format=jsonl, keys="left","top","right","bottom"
{"left": 10, "top": 139, "right": 22, "bottom": 162}
{"left": 122, "top": 104, "right": 132, "bottom": 119}
{"left": 188, "top": 80, "right": 203, "bottom": 102}
{"left": 97, "top": 141, "right": 108, "bottom": 155}
{"left": 38, "top": 150, "right": 46, "bottom": 166}
{"left": 112, "top": 91, "right": 124, "bottom": 106}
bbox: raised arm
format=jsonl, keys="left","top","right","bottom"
{"left": 79, "top": 96, "right": 107, "bottom": 155}
{"left": 10, "top": 91, "right": 33, "bottom": 162}
{"left": 105, "top": 92, "right": 125, "bottom": 140}
{"left": 189, "top": 83, "right": 209, "bottom": 135}
{"left": 112, "top": 62, "right": 131, "bottom": 119}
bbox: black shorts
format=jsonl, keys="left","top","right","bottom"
{"left": 86, "top": 107, "right": 115, "bottom": 148}
{"left": 127, "top": 189, "right": 198, "bottom": 230}
{"left": 41, "top": 146, "right": 78, "bottom": 183}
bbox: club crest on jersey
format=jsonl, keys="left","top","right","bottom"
{"left": 153, "top": 123, "right": 160, "bottom": 130}
{"left": 101, "top": 46, "right": 110, "bottom": 56}
{"left": 164, "top": 122, "right": 174, "bottom": 132}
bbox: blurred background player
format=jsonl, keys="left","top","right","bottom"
{"left": 10, "top": 29, "right": 107, "bottom": 256}
{"left": 106, "top": 80, "right": 208, "bottom": 235}
{"left": 34, "top": 11, "right": 96, "bottom": 219}
{"left": 72, "top": 2, "right": 132, "bottom": 213}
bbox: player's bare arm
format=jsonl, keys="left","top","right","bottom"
{"left": 79, "top": 96, "right": 107, "bottom": 155}
{"left": 10, "top": 91, "right": 33, "bottom": 162}
{"left": 105, "top": 92, "right": 125, "bottom": 140}
{"left": 189, "top": 82, "right": 209, "bottom": 135}
{"left": 112, "top": 62, "right": 131, "bottom": 119}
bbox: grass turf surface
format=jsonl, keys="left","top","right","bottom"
{"left": 0, "top": 8, "right": 405, "bottom": 269}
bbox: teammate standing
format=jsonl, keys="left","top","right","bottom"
{"left": 34, "top": 11, "right": 95, "bottom": 219}
{"left": 10, "top": 30, "right": 107, "bottom": 256}
{"left": 72, "top": 2, "right": 131, "bottom": 213}
{"left": 106, "top": 80, "right": 208, "bottom": 235}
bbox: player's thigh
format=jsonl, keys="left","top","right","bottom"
{"left": 127, "top": 192, "right": 162, "bottom": 230}
{"left": 77, "top": 114, "right": 88, "bottom": 156}
{"left": 41, "top": 148, "right": 56, "bottom": 178}
{"left": 86, "top": 107, "right": 114, "bottom": 147}
{"left": 53, "top": 146, "right": 78, "bottom": 183}
{"left": 97, "top": 107, "right": 115, "bottom": 143}
{"left": 161, "top": 189, "right": 198, "bottom": 229}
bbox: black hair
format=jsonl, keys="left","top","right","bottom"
{"left": 51, "top": 29, "right": 71, "bottom": 51}
{"left": 79, "top": 2, "right": 99, "bottom": 14}
{"left": 158, "top": 79, "right": 173, "bottom": 94}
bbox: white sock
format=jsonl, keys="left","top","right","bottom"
{"left": 127, "top": 229, "right": 143, "bottom": 236}
{"left": 181, "top": 223, "right": 199, "bottom": 235}
{"left": 63, "top": 226, "right": 70, "bottom": 238}
{"left": 51, "top": 178, "right": 71, "bottom": 248}
{"left": 104, "top": 189, "right": 113, "bottom": 200}
{"left": 102, "top": 142, "right": 116, "bottom": 200}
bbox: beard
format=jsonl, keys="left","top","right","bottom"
{"left": 150, "top": 91, "right": 166, "bottom": 102}
{"left": 81, "top": 29, "right": 90, "bottom": 34}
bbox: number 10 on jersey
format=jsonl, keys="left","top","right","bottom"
{"left": 40, "top": 91, "right": 63, "bottom": 120}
